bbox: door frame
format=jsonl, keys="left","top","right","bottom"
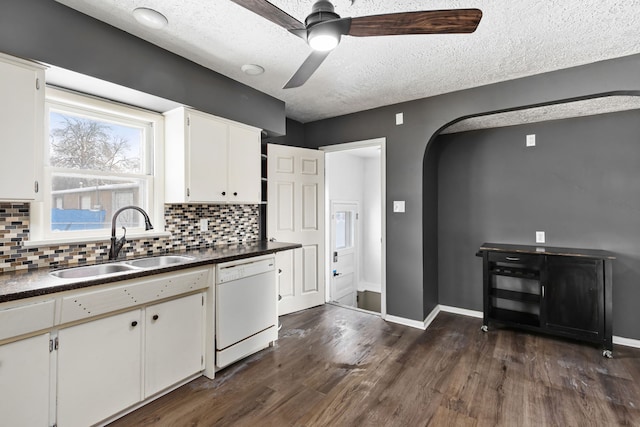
{"left": 320, "top": 137, "right": 387, "bottom": 317}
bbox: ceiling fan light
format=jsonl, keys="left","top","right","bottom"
{"left": 308, "top": 24, "right": 341, "bottom": 51}
{"left": 309, "top": 34, "right": 339, "bottom": 51}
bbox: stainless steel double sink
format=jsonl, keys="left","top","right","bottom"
{"left": 50, "top": 255, "right": 195, "bottom": 280}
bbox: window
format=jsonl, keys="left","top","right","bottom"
{"left": 31, "top": 88, "right": 164, "bottom": 242}
{"left": 334, "top": 211, "right": 354, "bottom": 250}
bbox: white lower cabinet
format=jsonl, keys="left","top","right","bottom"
{"left": 57, "top": 309, "right": 143, "bottom": 427}
{"left": 0, "top": 333, "right": 50, "bottom": 427}
{"left": 0, "top": 267, "right": 211, "bottom": 427}
{"left": 145, "top": 292, "right": 204, "bottom": 397}
{"left": 56, "top": 291, "right": 205, "bottom": 426}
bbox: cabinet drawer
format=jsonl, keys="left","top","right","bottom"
{"left": 0, "top": 299, "right": 55, "bottom": 341}
{"left": 488, "top": 252, "right": 542, "bottom": 268}
{"left": 60, "top": 267, "right": 210, "bottom": 324}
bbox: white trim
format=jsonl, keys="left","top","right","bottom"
{"left": 320, "top": 137, "right": 387, "bottom": 317}
{"left": 436, "top": 304, "right": 640, "bottom": 350}
{"left": 613, "top": 335, "right": 640, "bottom": 349}
{"left": 384, "top": 305, "right": 440, "bottom": 330}
{"left": 31, "top": 87, "right": 165, "bottom": 243}
{"left": 384, "top": 314, "right": 427, "bottom": 330}
{"left": 423, "top": 305, "right": 440, "bottom": 329}
{"left": 438, "top": 305, "right": 483, "bottom": 319}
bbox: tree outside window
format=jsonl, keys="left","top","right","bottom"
{"left": 48, "top": 110, "right": 150, "bottom": 232}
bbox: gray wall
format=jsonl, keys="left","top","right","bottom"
{"left": 436, "top": 111, "right": 640, "bottom": 339}
{"left": 0, "top": 0, "right": 285, "bottom": 134}
{"left": 3, "top": 0, "right": 640, "bottom": 335}
{"left": 305, "top": 54, "right": 640, "bottom": 323}
{"left": 263, "top": 118, "right": 307, "bottom": 148}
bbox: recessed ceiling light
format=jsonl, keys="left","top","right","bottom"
{"left": 241, "top": 64, "right": 265, "bottom": 76}
{"left": 132, "top": 7, "right": 168, "bottom": 29}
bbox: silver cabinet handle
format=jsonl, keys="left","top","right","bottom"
{"left": 505, "top": 256, "right": 520, "bottom": 261}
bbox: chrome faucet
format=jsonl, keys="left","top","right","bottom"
{"left": 109, "top": 206, "right": 153, "bottom": 260}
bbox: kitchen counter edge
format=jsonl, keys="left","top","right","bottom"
{"left": 0, "top": 241, "right": 301, "bottom": 303}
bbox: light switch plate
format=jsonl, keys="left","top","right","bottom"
{"left": 526, "top": 134, "right": 536, "bottom": 147}
{"left": 393, "top": 201, "right": 405, "bottom": 213}
{"left": 536, "top": 231, "right": 545, "bottom": 243}
{"left": 200, "top": 218, "right": 208, "bottom": 232}
{"left": 395, "top": 113, "right": 404, "bottom": 125}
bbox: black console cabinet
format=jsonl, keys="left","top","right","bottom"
{"left": 479, "top": 243, "right": 614, "bottom": 357}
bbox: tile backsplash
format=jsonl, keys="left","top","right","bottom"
{"left": 0, "top": 202, "right": 259, "bottom": 273}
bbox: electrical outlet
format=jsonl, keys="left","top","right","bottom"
{"left": 200, "top": 218, "right": 208, "bottom": 232}
{"left": 393, "top": 201, "right": 405, "bottom": 213}
{"left": 536, "top": 231, "right": 545, "bottom": 243}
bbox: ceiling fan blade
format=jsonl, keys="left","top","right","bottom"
{"left": 348, "top": 9, "right": 482, "bottom": 37}
{"left": 229, "top": 0, "right": 305, "bottom": 30}
{"left": 289, "top": 28, "right": 308, "bottom": 41}
{"left": 283, "top": 50, "right": 332, "bottom": 89}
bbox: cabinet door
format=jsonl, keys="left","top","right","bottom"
{"left": 187, "top": 111, "right": 228, "bottom": 202}
{"left": 228, "top": 124, "right": 261, "bottom": 203}
{"left": 0, "top": 333, "right": 50, "bottom": 427}
{"left": 57, "top": 310, "right": 143, "bottom": 427}
{"left": 276, "top": 249, "right": 294, "bottom": 316}
{"left": 544, "top": 258, "right": 604, "bottom": 339}
{"left": 0, "top": 56, "right": 44, "bottom": 201}
{"left": 145, "top": 292, "right": 204, "bottom": 397}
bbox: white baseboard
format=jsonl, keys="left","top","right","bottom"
{"left": 385, "top": 304, "right": 640, "bottom": 350}
{"left": 613, "top": 335, "right": 640, "bottom": 349}
{"left": 438, "top": 305, "right": 483, "bottom": 319}
{"left": 384, "top": 305, "right": 440, "bottom": 330}
{"left": 384, "top": 314, "right": 427, "bottom": 330}
{"left": 423, "top": 305, "right": 440, "bottom": 329}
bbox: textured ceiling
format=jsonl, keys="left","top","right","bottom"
{"left": 441, "top": 97, "right": 640, "bottom": 134}
{"left": 55, "top": 0, "right": 640, "bottom": 123}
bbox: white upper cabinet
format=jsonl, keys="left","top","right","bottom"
{"left": 164, "top": 107, "right": 262, "bottom": 204}
{"left": 0, "top": 53, "right": 45, "bottom": 201}
{"left": 228, "top": 124, "right": 261, "bottom": 203}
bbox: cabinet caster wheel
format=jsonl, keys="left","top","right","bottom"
{"left": 602, "top": 350, "right": 613, "bottom": 359}
{"left": 481, "top": 325, "right": 488, "bottom": 332}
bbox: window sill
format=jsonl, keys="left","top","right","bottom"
{"left": 22, "top": 231, "right": 172, "bottom": 248}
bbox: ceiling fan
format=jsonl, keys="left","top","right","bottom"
{"left": 230, "top": 0, "right": 482, "bottom": 89}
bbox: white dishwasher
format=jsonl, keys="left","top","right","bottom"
{"left": 215, "top": 254, "right": 277, "bottom": 369}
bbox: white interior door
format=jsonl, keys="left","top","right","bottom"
{"left": 330, "top": 201, "right": 358, "bottom": 306}
{"left": 268, "top": 144, "right": 325, "bottom": 315}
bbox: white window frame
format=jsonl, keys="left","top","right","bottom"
{"left": 29, "top": 88, "right": 165, "bottom": 245}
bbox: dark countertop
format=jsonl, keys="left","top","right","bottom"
{"left": 0, "top": 241, "right": 301, "bottom": 303}
{"left": 479, "top": 242, "right": 616, "bottom": 260}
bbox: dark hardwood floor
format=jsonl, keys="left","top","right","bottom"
{"left": 109, "top": 305, "right": 640, "bottom": 426}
